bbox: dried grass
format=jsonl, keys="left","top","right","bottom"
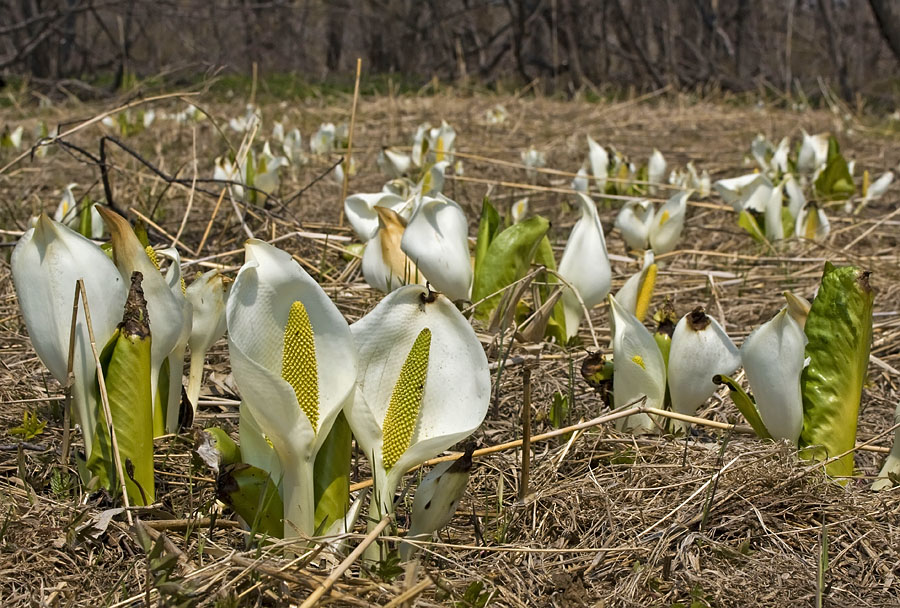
{"left": 0, "top": 88, "right": 898, "bottom": 607}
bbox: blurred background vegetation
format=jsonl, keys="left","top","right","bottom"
{"left": 2, "top": 0, "right": 900, "bottom": 105}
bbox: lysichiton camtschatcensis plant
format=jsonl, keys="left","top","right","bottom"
{"left": 799, "top": 263, "right": 874, "bottom": 477}
{"left": 11, "top": 214, "right": 127, "bottom": 460}
{"left": 344, "top": 285, "right": 489, "bottom": 556}
{"left": 98, "top": 206, "right": 190, "bottom": 436}
{"left": 226, "top": 239, "right": 357, "bottom": 538}
{"left": 719, "top": 265, "right": 873, "bottom": 479}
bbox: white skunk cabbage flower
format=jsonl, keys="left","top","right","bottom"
{"left": 521, "top": 146, "right": 546, "bottom": 181}
{"left": 667, "top": 308, "right": 740, "bottom": 429}
{"left": 53, "top": 183, "right": 79, "bottom": 225}
{"left": 400, "top": 447, "right": 474, "bottom": 561}
{"left": 649, "top": 191, "right": 689, "bottom": 254}
{"left": 784, "top": 174, "right": 806, "bottom": 220}
{"left": 271, "top": 121, "right": 285, "bottom": 143}
{"left": 558, "top": 193, "right": 612, "bottom": 340}
{"left": 184, "top": 269, "right": 228, "bottom": 410}
{"left": 608, "top": 294, "right": 665, "bottom": 433}
{"left": 226, "top": 239, "right": 357, "bottom": 537}
{"left": 282, "top": 127, "right": 306, "bottom": 165}
{"left": 401, "top": 195, "right": 472, "bottom": 301}
{"left": 797, "top": 130, "right": 829, "bottom": 175}
{"left": 362, "top": 206, "right": 421, "bottom": 293}
{"left": 764, "top": 182, "right": 785, "bottom": 241}
{"left": 332, "top": 156, "right": 357, "bottom": 186}
{"left": 587, "top": 136, "right": 609, "bottom": 190}
{"left": 345, "top": 285, "right": 489, "bottom": 528}
{"left": 772, "top": 137, "right": 790, "bottom": 174}
{"left": 750, "top": 135, "right": 771, "bottom": 172}
{"left": 11, "top": 215, "right": 127, "bottom": 457}
{"left": 713, "top": 173, "right": 770, "bottom": 212}
{"left": 255, "top": 143, "right": 288, "bottom": 197}
{"left": 214, "top": 156, "right": 246, "bottom": 202}
{"left": 740, "top": 303, "right": 807, "bottom": 443}
{"left": 344, "top": 192, "right": 408, "bottom": 241}
{"left": 615, "top": 199, "right": 654, "bottom": 251}
{"left": 97, "top": 207, "right": 187, "bottom": 430}
{"left": 862, "top": 170, "right": 894, "bottom": 206}
{"left": 157, "top": 247, "right": 194, "bottom": 432}
{"left": 485, "top": 105, "right": 509, "bottom": 125}
{"left": 572, "top": 165, "right": 589, "bottom": 193}
{"left": 614, "top": 251, "right": 657, "bottom": 321}
{"left": 411, "top": 123, "right": 432, "bottom": 167}
{"left": 1, "top": 125, "right": 24, "bottom": 149}
{"left": 648, "top": 149, "right": 666, "bottom": 194}
{"left": 687, "top": 162, "right": 711, "bottom": 198}
{"left": 378, "top": 148, "right": 412, "bottom": 178}
{"left": 228, "top": 104, "right": 260, "bottom": 133}
{"left": 311, "top": 122, "right": 337, "bottom": 155}
{"left": 417, "top": 160, "right": 449, "bottom": 196}
{"left": 511, "top": 197, "right": 529, "bottom": 224}
{"left": 795, "top": 202, "right": 830, "bottom": 241}
{"left": 427, "top": 121, "right": 456, "bottom": 164}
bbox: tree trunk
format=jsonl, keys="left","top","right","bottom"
{"left": 868, "top": 0, "right": 900, "bottom": 63}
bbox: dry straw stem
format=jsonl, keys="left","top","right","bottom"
{"left": 76, "top": 278, "right": 133, "bottom": 525}
{"left": 339, "top": 57, "right": 363, "bottom": 227}
{"left": 299, "top": 513, "right": 392, "bottom": 607}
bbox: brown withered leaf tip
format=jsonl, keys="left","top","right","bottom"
{"left": 687, "top": 306, "right": 710, "bottom": 331}
{"left": 121, "top": 271, "right": 150, "bottom": 338}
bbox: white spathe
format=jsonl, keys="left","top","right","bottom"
{"left": 614, "top": 250, "right": 655, "bottom": 316}
{"left": 797, "top": 131, "right": 829, "bottom": 175}
{"left": 764, "top": 182, "right": 785, "bottom": 241}
{"left": 608, "top": 294, "right": 665, "bottom": 433}
{"left": 648, "top": 149, "right": 666, "bottom": 194}
{"left": 713, "top": 173, "right": 769, "bottom": 211}
{"left": 400, "top": 195, "right": 472, "bottom": 301}
{"left": 667, "top": 309, "right": 741, "bottom": 426}
{"left": 344, "top": 285, "right": 489, "bottom": 521}
{"left": 11, "top": 215, "right": 127, "bottom": 457}
{"left": 226, "top": 239, "right": 357, "bottom": 537}
{"left": 344, "top": 192, "right": 408, "bottom": 241}
{"left": 587, "top": 136, "right": 609, "bottom": 190}
{"left": 184, "top": 269, "right": 228, "bottom": 410}
{"left": 615, "top": 199, "right": 653, "bottom": 251}
{"left": 795, "top": 203, "right": 830, "bottom": 241}
{"left": 740, "top": 306, "right": 807, "bottom": 443}
{"left": 558, "top": 193, "right": 612, "bottom": 340}
{"left": 649, "top": 191, "right": 689, "bottom": 255}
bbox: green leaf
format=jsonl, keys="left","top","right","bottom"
{"left": 738, "top": 210, "right": 766, "bottom": 243}
{"left": 472, "top": 215, "right": 549, "bottom": 321}
{"left": 217, "top": 463, "right": 283, "bottom": 539}
{"left": 473, "top": 197, "right": 501, "bottom": 281}
{"left": 88, "top": 277, "right": 155, "bottom": 505}
{"left": 78, "top": 195, "right": 93, "bottom": 238}
{"left": 799, "top": 263, "right": 874, "bottom": 477}
{"left": 153, "top": 357, "right": 169, "bottom": 438}
{"left": 548, "top": 392, "right": 569, "bottom": 429}
{"left": 9, "top": 411, "right": 46, "bottom": 440}
{"left": 713, "top": 374, "right": 773, "bottom": 440}
{"left": 533, "top": 235, "right": 566, "bottom": 343}
{"left": 313, "top": 411, "right": 351, "bottom": 533}
{"left": 814, "top": 138, "right": 855, "bottom": 201}
{"left": 781, "top": 206, "right": 795, "bottom": 236}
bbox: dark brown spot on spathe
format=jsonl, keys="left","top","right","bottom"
{"left": 687, "top": 306, "right": 711, "bottom": 331}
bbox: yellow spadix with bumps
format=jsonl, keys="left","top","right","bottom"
{"left": 281, "top": 300, "right": 319, "bottom": 431}
{"left": 381, "top": 328, "right": 431, "bottom": 469}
